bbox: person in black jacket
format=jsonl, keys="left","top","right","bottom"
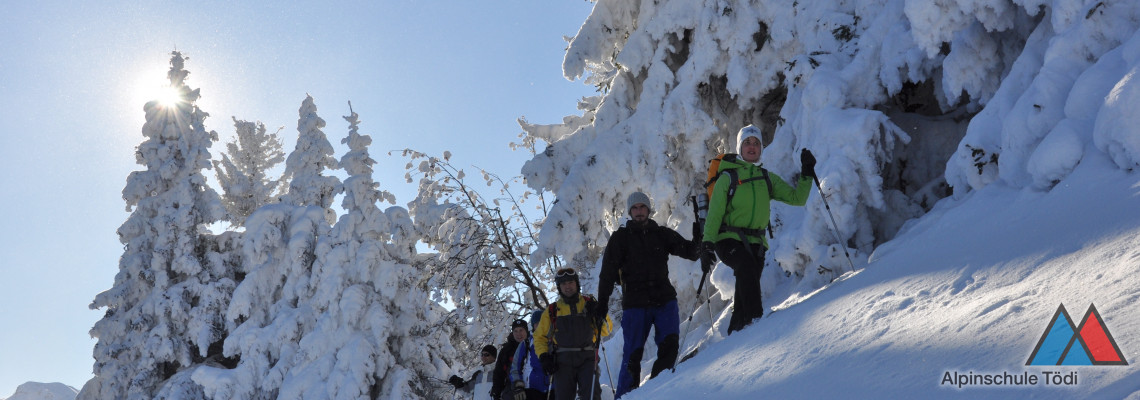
{"left": 597, "top": 191, "right": 701, "bottom": 398}
{"left": 491, "top": 324, "right": 523, "bottom": 400}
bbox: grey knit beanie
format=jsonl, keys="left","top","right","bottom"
{"left": 627, "top": 191, "right": 651, "bottom": 214}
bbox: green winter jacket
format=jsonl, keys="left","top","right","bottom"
{"left": 702, "top": 157, "right": 812, "bottom": 248}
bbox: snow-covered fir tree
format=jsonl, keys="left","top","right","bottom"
{"left": 280, "top": 95, "right": 341, "bottom": 216}
{"left": 82, "top": 51, "right": 232, "bottom": 400}
{"left": 276, "top": 104, "right": 453, "bottom": 399}
{"left": 191, "top": 203, "right": 333, "bottom": 399}
{"left": 191, "top": 98, "right": 344, "bottom": 400}
{"left": 213, "top": 118, "right": 286, "bottom": 226}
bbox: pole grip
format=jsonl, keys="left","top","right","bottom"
{"left": 696, "top": 271, "right": 708, "bottom": 297}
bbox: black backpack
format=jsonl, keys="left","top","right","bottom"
{"left": 544, "top": 295, "right": 599, "bottom": 350}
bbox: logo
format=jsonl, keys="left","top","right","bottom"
{"left": 1026, "top": 304, "right": 1127, "bottom": 366}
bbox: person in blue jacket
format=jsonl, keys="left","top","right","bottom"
{"left": 507, "top": 312, "right": 550, "bottom": 399}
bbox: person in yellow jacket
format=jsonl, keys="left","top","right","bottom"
{"left": 533, "top": 268, "right": 613, "bottom": 400}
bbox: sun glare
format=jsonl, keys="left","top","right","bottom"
{"left": 156, "top": 85, "right": 184, "bottom": 108}
{"left": 129, "top": 63, "right": 187, "bottom": 110}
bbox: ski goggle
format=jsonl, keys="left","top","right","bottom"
{"left": 555, "top": 268, "right": 577, "bottom": 278}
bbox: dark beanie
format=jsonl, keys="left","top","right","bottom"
{"left": 481, "top": 345, "right": 497, "bottom": 358}
{"left": 529, "top": 310, "right": 543, "bottom": 330}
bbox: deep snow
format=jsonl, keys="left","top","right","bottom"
{"left": 606, "top": 147, "right": 1140, "bottom": 398}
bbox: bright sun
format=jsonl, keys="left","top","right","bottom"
{"left": 129, "top": 63, "right": 187, "bottom": 110}
{"left": 155, "top": 85, "right": 184, "bottom": 108}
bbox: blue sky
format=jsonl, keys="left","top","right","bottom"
{"left": 0, "top": 1, "right": 595, "bottom": 395}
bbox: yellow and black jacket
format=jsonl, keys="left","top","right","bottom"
{"left": 534, "top": 295, "right": 613, "bottom": 356}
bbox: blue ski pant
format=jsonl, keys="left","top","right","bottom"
{"left": 615, "top": 299, "right": 679, "bottom": 398}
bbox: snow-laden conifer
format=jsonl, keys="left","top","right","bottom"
{"left": 276, "top": 104, "right": 453, "bottom": 400}
{"left": 192, "top": 99, "right": 346, "bottom": 400}
{"left": 280, "top": 95, "right": 341, "bottom": 213}
{"left": 213, "top": 118, "right": 286, "bottom": 226}
{"left": 188, "top": 201, "right": 331, "bottom": 400}
{"left": 82, "top": 51, "right": 231, "bottom": 400}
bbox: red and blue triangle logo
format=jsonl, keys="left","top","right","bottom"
{"left": 1026, "top": 304, "right": 1127, "bottom": 366}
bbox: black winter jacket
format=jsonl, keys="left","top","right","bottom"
{"left": 491, "top": 334, "right": 519, "bottom": 399}
{"left": 598, "top": 219, "right": 700, "bottom": 309}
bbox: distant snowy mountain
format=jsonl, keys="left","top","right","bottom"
{"left": 2, "top": 382, "right": 77, "bottom": 400}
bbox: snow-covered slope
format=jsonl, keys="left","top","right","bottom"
{"left": 622, "top": 153, "right": 1140, "bottom": 398}
{"left": 2, "top": 382, "right": 77, "bottom": 400}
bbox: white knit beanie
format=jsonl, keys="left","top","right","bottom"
{"left": 736, "top": 125, "right": 763, "bottom": 154}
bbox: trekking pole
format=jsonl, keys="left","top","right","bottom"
{"left": 811, "top": 175, "right": 858, "bottom": 273}
{"left": 693, "top": 193, "right": 716, "bottom": 324}
{"left": 703, "top": 284, "right": 715, "bottom": 326}
{"left": 696, "top": 268, "right": 710, "bottom": 298}
{"left": 677, "top": 196, "right": 704, "bottom": 369}
{"left": 691, "top": 194, "right": 712, "bottom": 298}
{"left": 695, "top": 269, "right": 716, "bottom": 323}
{"left": 589, "top": 344, "right": 601, "bottom": 400}
{"left": 600, "top": 343, "right": 616, "bottom": 397}
{"left": 675, "top": 272, "right": 720, "bottom": 370}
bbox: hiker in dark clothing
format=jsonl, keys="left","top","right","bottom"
{"left": 491, "top": 324, "right": 522, "bottom": 399}
{"left": 598, "top": 191, "right": 701, "bottom": 398}
{"left": 702, "top": 124, "right": 815, "bottom": 334}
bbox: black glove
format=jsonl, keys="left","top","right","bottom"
{"left": 448, "top": 375, "right": 464, "bottom": 389}
{"left": 513, "top": 381, "right": 527, "bottom": 400}
{"left": 539, "top": 352, "right": 557, "bottom": 375}
{"left": 700, "top": 242, "right": 717, "bottom": 274}
{"left": 800, "top": 149, "right": 817, "bottom": 179}
{"left": 593, "top": 302, "right": 609, "bottom": 328}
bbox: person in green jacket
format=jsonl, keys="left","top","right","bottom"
{"left": 700, "top": 124, "right": 816, "bottom": 334}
